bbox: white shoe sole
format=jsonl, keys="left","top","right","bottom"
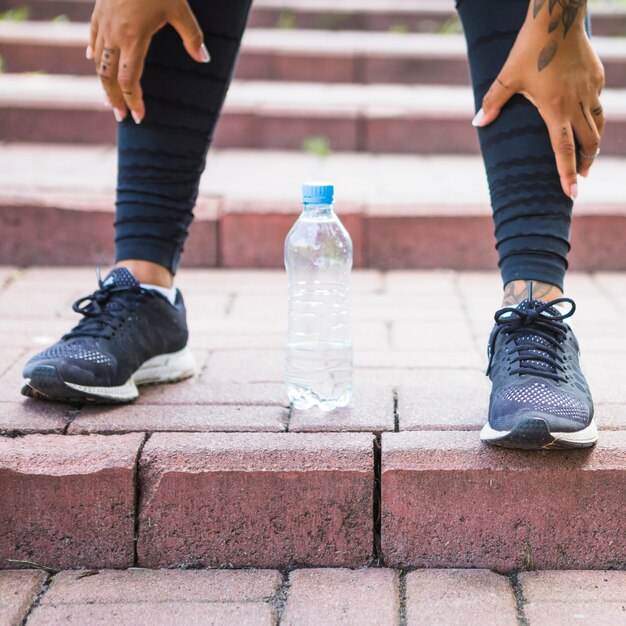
{"left": 63, "top": 347, "right": 196, "bottom": 402}
{"left": 480, "top": 418, "right": 598, "bottom": 449}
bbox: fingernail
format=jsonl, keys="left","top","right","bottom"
{"left": 471, "top": 108, "right": 485, "bottom": 127}
{"left": 86, "top": 45, "right": 94, "bottom": 60}
{"left": 131, "top": 110, "right": 142, "bottom": 124}
{"left": 199, "top": 43, "right": 210, "bottom": 63}
{"left": 570, "top": 183, "right": 578, "bottom": 200}
{"left": 113, "top": 108, "right": 125, "bottom": 123}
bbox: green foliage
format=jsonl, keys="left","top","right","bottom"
{"left": 0, "top": 6, "right": 31, "bottom": 21}
{"left": 302, "top": 136, "right": 332, "bottom": 157}
{"left": 276, "top": 10, "right": 296, "bottom": 30}
{"left": 51, "top": 14, "right": 69, "bottom": 23}
{"left": 317, "top": 13, "right": 349, "bottom": 30}
{"left": 437, "top": 17, "right": 463, "bottom": 34}
{"left": 0, "top": 54, "right": 4, "bottom": 74}
{"left": 388, "top": 24, "right": 409, "bottom": 34}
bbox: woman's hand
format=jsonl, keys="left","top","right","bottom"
{"left": 88, "top": 0, "right": 210, "bottom": 124}
{"left": 473, "top": 0, "right": 605, "bottom": 199}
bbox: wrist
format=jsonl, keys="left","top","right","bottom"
{"left": 524, "top": 0, "right": 588, "bottom": 38}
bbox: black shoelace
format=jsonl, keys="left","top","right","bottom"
{"left": 63, "top": 279, "right": 146, "bottom": 340}
{"left": 487, "top": 297, "right": 576, "bottom": 383}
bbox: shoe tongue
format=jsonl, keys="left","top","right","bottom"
{"left": 512, "top": 299, "right": 559, "bottom": 375}
{"left": 101, "top": 268, "right": 139, "bottom": 290}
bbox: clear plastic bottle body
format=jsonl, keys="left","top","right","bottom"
{"left": 285, "top": 201, "right": 353, "bottom": 411}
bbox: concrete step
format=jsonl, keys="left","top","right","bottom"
{"left": 0, "top": 144, "right": 625, "bottom": 270}
{"left": 4, "top": 24, "right": 626, "bottom": 89}
{"left": 0, "top": 266, "right": 626, "bottom": 568}
{"left": 1, "top": 0, "right": 626, "bottom": 36}
{"left": 1, "top": 74, "right": 626, "bottom": 154}
{"left": 2, "top": 23, "right": 626, "bottom": 88}
{"left": 3, "top": 567, "right": 625, "bottom": 625}
{"left": 1, "top": 269, "right": 625, "bottom": 570}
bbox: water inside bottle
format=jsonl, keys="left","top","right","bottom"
{"left": 286, "top": 279, "right": 352, "bottom": 411}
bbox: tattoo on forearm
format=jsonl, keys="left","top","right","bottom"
{"left": 534, "top": 0, "right": 587, "bottom": 71}
{"left": 502, "top": 280, "right": 561, "bottom": 306}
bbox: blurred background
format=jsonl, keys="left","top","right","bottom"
{"left": 0, "top": 0, "right": 623, "bottom": 270}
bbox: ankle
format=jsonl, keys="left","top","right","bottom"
{"left": 501, "top": 280, "right": 563, "bottom": 307}
{"left": 115, "top": 260, "right": 174, "bottom": 288}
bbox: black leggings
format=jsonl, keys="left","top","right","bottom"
{"left": 116, "top": 0, "right": 580, "bottom": 290}
{"left": 115, "top": 0, "right": 252, "bottom": 272}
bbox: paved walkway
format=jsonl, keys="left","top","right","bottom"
{"left": 1, "top": 269, "right": 625, "bottom": 608}
{"left": 2, "top": 567, "right": 625, "bottom": 625}
{"left": 1, "top": 268, "right": 625, "bottom": 434}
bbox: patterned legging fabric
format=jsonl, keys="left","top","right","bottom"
{"left": 457, "top": 0, "right": 590, "bottom": 290}
{"left": 115, "top": 0, "right": 252, "bottom": 273}
{"left": 116, "top": 0, "right": 583, "bottom": 289}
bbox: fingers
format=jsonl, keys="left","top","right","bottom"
{"left": 472, "top": 75, "right": 515, "bottom": 127}
{"left": 87, "top": 13, "right": 97, "bottom": 60}
{"left": 118, "top": 38, "right": 150, "bottom": 124}
{"left": 573, "top": 106, "right": 601, "bottom": 178}
{"left": 168, "top": 0, "right": 210, "bottom": 63}
{"left": 545, "top": 118, "right": 578, "bottom": 199}
{"left": 98, "top": 46, "right": 127, "bottom": 122}
{"left": 591, "top": 100, "right": 605, "bottom": 137}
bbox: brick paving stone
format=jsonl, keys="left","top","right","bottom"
{"left": 0, "top": 320, "right": 73, "bottom": 349}
{"left": 68, "top": 404, "right": 288, "bottom": 433}
{"left": 177, "top": 269, "right": 380, "bottom": 295}
{"left": 0, "top": 400, "right": 71, "bottom": 435}
{"left": 202, "top": 351, "right": 284, "bottom": 383}
{"left": 351, "top": 295, "right": 461, "bottom": 321}
{"left": 391, "top": 321, "right": 477, "bottom": 351}
{"left": 354, "top": 350, "right": 483, "bottom": 370}
{"left": 137, "top": 432, "right": 374, "bottom": 568}
{"left": 290, "top": 383, "right": 394, "bottom": 433}
{"left": 520, "top": 571, "right": 626, "bottom": 626}
{"left": 594, "top": 404, "right": 626, "bottom": 430}
{"left": 0, "top": 348, "right": 25, "bottom": 378}
{"left": 381, "top": 430, "right": 626, "bottom": 571}
{"left": 0, "top": 570, "right": 47, "bottom": 626}
{"left": 583, "top": 353, "right": 626, "bottom": 403}
{"left": 397, "top": 370, "right": 490, "bottom": 430}
{"left": 282, "top": 568, "right": 399, "bottom": 626}
{"left": 0, "top": 284, "right": 81, "bottom": 320}
{"left": 137, "top": 379, "right": 287, "bottom": 406}
{"left": 28, "top": 601, "right": 276, "bottom": 626}
{"left": 178, "top": 294, "right": 232, "bottom": 318}
{"left": 0, "top": 433, "right": 143, "bottom": 570}
{"left": 41, "top": 569, "right": 282, "bottom": 604}
{"left": 187, "top": 331, "right": 285, "bottom": 350}
{"left": 383, "top": 270, "right": 459, "bottom": 295}
{"left": 404, "top": 569, "right": 517, "bottom": 626}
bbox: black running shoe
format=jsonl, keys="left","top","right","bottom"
{"left": 482, "top": 297, "right": 597, "bottom": 449}
{"left": 22, "top": 268, "right": 195, "bottom": 403}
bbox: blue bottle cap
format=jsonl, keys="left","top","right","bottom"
{"left": 302, "top": 181, "right": 334, "bottom": 204}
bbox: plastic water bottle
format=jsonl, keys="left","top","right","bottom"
{"left": 285, "top": 182, "right": 353, "bottom": 411}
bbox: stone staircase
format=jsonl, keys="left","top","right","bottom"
{"left": 0, "top": 0, "right": 625, "bottom": 585}
{"left": 0, "top": 0, "right": 625, "bottom": 268}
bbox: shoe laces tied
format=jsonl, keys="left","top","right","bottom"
{"left": 64, "top": 273, "right": 145, "bottom": 340}
{"left": 486, "top": 297, "right": 576, "bottom": 383}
